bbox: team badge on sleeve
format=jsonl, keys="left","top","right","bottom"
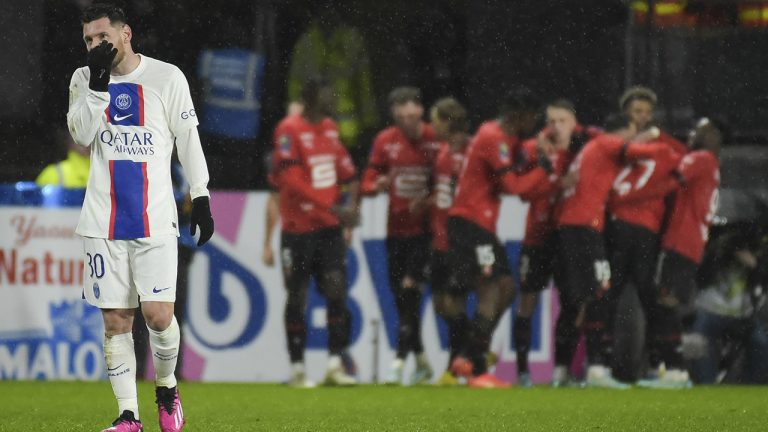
{"left": 499, "top": 142, "right": 510, "bottom": 163}
{"left": 279, "top": 134, "right": 292, "bottom": 156}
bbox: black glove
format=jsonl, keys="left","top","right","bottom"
{"left": 87, "top": 40, "right": 117, "bottom": 91}
{"left": 190, "top": 196, "right": 214, "bottom": 246}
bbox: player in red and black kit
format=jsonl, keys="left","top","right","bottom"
{"left": 619, "top": 86, "right": 684, "bottom": 150}
{"left": 554, "top": 113, "right": 675, "bottom": 388}
{"left": 605, "top": 87, "right": 688, "bottom": 379}
{"left": 425, "top": 97, "right": 471, "bottom": 386}
{"left": 361, "top": 87, "right": 440, "bottom": 385}
{"left": 273, "top": 77, "right": 360, "bottom": 388}
{"left": 633, "top": 117, "right": 724, "bottom": 388}
{"left": 512, "top": 99, "right": 601, "bottom": 387}
{"left": 448, "top": 88, "right": 553, "bottom": 388}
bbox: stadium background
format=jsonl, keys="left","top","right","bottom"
{"left": 1, "top": 0, "right": 768, "bottom": 385}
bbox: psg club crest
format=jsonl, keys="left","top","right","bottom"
{"left": 115, "top": 93, "right": 132, "bottom": 110}
{"left": 92, "top": 282, "right": 100, "bottom": 299}
{"left": 107, "top": 83, "right": 144, "bottom": 126}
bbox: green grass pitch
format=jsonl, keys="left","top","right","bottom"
{"left": 2, "top": 381, "right": 767, "bottom": 431}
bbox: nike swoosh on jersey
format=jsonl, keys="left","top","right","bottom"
{"left": 152, "top": 286, "right": 171, "bottom": 293}
{"left": 107, "top": 363, "right": 125, "bottom": 371}
{"left": 113, "top": 113, "right": 133, "bottom": 121}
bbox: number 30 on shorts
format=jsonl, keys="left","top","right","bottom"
{"left": 86, "top": 252, "right": 105, "bottom": 279}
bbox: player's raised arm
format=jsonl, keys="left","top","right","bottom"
{"left": 495, "top": 138, "right": 553, "bottom": 196}
{"left": 66, "top": 41, "right": 116, "bottom": 147}
{"left": 499, "top": 165, "right": 551, "bottom": 196}
{"left": 609, "top": 173, "right": 682, "bottom": 207}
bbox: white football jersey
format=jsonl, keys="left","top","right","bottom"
{"left": 67, "top": 55, "right": 209, "bottom": 240}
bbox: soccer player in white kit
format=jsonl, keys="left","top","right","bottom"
{"left": 67, "top": 4, "right": 213, "bottom": 431}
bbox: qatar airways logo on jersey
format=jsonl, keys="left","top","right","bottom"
{"left": 99, "top": 130, "right": 155, "bottom": 156}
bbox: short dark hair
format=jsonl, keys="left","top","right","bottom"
{"left": 388, "top": 86, "right": 422, "bottom": 107}
{"left": 547, "top": 98, "right": 576, "bottom": 115}
{"left": 619, "top": 86, "right": 657, "bottom": 111}
{"left": 81, "top": 2, "right": 127, "bottom": 25}
{"left": 701, "top": 115, "right": 731, "bottom": 145}
{"left": 432, "top": 97, "right": 468, "bottom": 134}
{"left": 300, "top": 75, "right": 330, "bottom": 106}
{"left": 603, "top": 112, "right": 632, "bottom": 132}
{"left": 499, "top": 87, "right": 540, "bottom": 117}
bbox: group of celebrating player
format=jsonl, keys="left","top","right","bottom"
{"left": 270, "top": 78, "right": 725, "bottom": 390}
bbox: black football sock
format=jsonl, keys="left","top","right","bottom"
{"left": 446, "top": 313, "right": 469, "bottom": 365}
{"left": 395, "top": 289, "right": 422, "bottom": 358}
{"left": 652, "top": 304, "right": 685, "bottom": 370}
{"left": 554, "top": 307, "right": 580, "bottom": 367}
{"left": 584, "top": 300, "right": 610, "bottom": 366}
{"left": 284, "top": 302, "right": 306, "bottom": 363}
{"left": 468, "top": 314, "right": 495, "bottom": 375}
{"left": 514, "top": 316, "right": 533, "bottom": 374}
{"left": 326, "top": 299, "right": 350, "bottom": 357}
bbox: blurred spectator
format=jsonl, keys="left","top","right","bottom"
{"left": 687, "top": 226, "right": 768, "bottom": 384}
{"left": 287, "top": 2, "right": 378, "bottom": 162}
{"left": 36, "top": 128, "right": 90, "bottom": 188}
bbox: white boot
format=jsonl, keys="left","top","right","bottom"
{"left": 324, "top": 355, "right": 357, "bottom": 386}
{"left": 586, "top": 365, "right": 630, "bottom": 389}
{"left": 288, "top": 362, "right": 316, "bottom": 388}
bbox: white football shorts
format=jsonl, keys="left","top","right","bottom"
{"left": 81, "top": 235, "right": 178, "bottom": 309}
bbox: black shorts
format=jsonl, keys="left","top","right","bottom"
{"left": 555, "top": 226, "right": 610, "bottom": 306}
{"left": 654, "top": 249, "right": 698, "bottom": 306}
{"left": 280, "top": 226, "right": 347, "bottom": 292}
{"left": 386, "top": 234, "right": 431, "bottom": 290}
{"left": 519, "top": 235, "right": 556, "bottom": 294}
{"left": 605, "top": 219, "right": 660, "bottom": 298}
{"left": 447, "top": 216, "right": 512, "bottom": 289}
{"left": 430, "top": 249, "right": 467, "bottom": 295}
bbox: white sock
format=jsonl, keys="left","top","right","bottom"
{"left": 416, "top": 352, "right": 429, "bottom": 367}
{"left": 148, "top": 316, "right": 180, "bottom": 389}
{"left": 391, "top": 358, "right": 404, "bottom": 370}
{"left": 328, "top": 355, "right": 342, "bottom": 371}
{"left": 104, "top": 332, "right": 139, "bottom": 419}
{"left": 291, "top": 362, "right": 306, "bottom": 375}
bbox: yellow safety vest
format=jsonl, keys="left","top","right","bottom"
{"left": 36, "top": 150, "right": 90, "bottom": 188}
{"left": 287, "top": 22, "right": 378, "bottom": 149}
